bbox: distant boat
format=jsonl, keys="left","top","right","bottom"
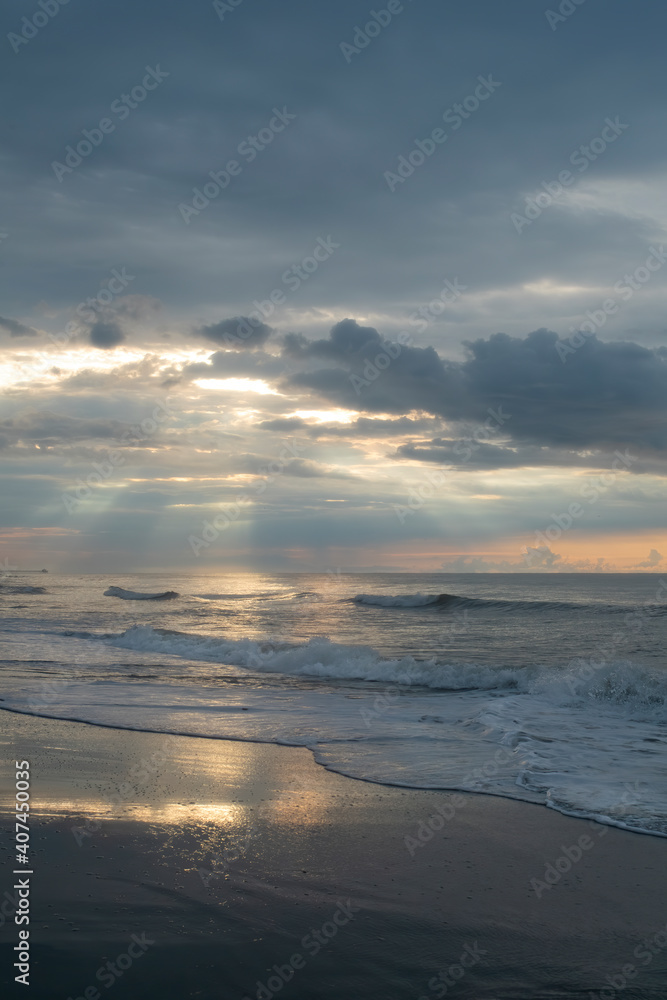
{"left": 41, "top": 569, "right": 48, "bottom": 573}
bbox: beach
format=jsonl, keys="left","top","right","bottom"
{"left": 2, "top": 710, "right": 666, "bottom": 1000}
{"left": 4, "top": 0, "right": 666, "bottom": 995}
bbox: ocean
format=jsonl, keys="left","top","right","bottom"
{"left": 1, "top": 571, "right": 666, "bottom": 837}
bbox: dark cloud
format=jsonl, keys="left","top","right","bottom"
{"left": 392, "top": 440, "right": 665, "bottom": 472}
{"left": 287, "top": 323, "right": 667, "bottom": 457}
{"left": 395, "top": 441, "right": 541, "bottom": 469}
{"left": 456, "top": 330, "right": 667, "bottom": 453}
{"left": 89, "top": 320, "right": 126, "bottom": 349}
{"left": 283, "top": 319, "right": 382, "bottom": 360}
{"left": 198, "top": 317, "right": 273, "bottom": 350}
{"left": 285, "top": 318, "right": 458, "bottom": 414}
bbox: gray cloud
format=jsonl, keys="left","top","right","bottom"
{"left": 1, "top": 0, "right": 666, "bottom": 356}
{"left": 89, "top": 320, "right": 126, "bottom": 349}
{"left": 281, "top": 458, "right": 354, "bottom": 479}
{"left": 113, "top": 295, "right": 163, "bottom": 322}
{"left": 258, "top": 417, "right": 307, "bottom": 432}
{"left": 283, "top": 319, "right": 383, "bottom": 361}
{"left": 634, "top": 548, "right": 664, "bottom": 568}
{"left": 198, "top": 317, "right": 273, "bottom": 350}
{"left": 183, "top": 348, "right": 287, "bottom": 382}
{"left": 0, "top": 316, "right": 38, "bottom": 337}
{"left": 0, "top": 411, "right": 131, "bottom": 448}
{"left": 229, "top": 452, "right": 352, "bottom": 480}
{"left": 339, "top": 416, "right": 442, "bottom": 437}
{"left": 258, "top": 415, "right": 441, "bottom": 438}
{"left": 286, "top": 323, "right": 667, "bottom": 458}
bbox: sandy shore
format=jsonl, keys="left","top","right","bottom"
{"left": 1, "top": 711, "right": 666, "bottom": 999}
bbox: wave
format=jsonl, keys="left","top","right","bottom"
{"left": 0, "top": 585, "right": 47, "bottom": 594}
{"left": 103, "top": 587, "right": 179, "bottom": 601}
{"left": 352, "top": 593, "right": 448, "bottom": 608}
{"left": 351, "top": 591, "right": 637, "bottom": 615}
{"left": 194, "top": 592, "right": 273, "bottom": 600}
{"left": 351, "top": 591, "right": 546, "bottom": 610}
{"left": 109, "top": 624, "right": 521, "bottom": 689}
{"left": 192, "top": 590, "right": 319, "bottom": 602}
{"left": 3, "top": 619, "right": 667, "bottom": 837}
{"left": 104, "top": 625, "right": 667, "bottom": 719}
{"left": 5, "top": 632, "right": 667, "bottom": 835}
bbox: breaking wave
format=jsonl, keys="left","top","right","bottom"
{"left": 105, "top": 625, "right": 667, "bottom": 719}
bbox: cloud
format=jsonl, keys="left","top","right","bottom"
{"left": 258, "top": 415, "right": 441, "bottom": 438}
{"left": 286, "top": 324, "right": 667, "bottom": 460}
{"left": 0, "top": 410, "right": 131, "bottom": 448}
{"left": 285, "top": 318, "right": 456, "bottom": 416}
{"left": 283, "top": 318, "right": 383, "bottom": 361}
{"left": 182, "top": 348, "right": 287, "bottom": 383}
{"left": 89, "top": 320, "right": 126, "bottom": 349}
{"left": 322, "top": 416, "right": 442, "bottom": 438}
{"left": 113, "top": 295, "right": 163, "bottom": 322}
{"left": 2, "top": 0, "right": 666, "bottom": 359}
{"left": 258, "top": 417, "right": 307, "bottom": 432}
{"left": 198, "top": 317, "right": 273, "bottom": 351}
{"left": 393, "top": 440, "right": 656, "bottom": 472}
{"left": 634, "top": 548, "right": 664, "bottom": 568}
{"left": 440, "top": 554, "right": 527, "bottom": 572}
{"left": 281, "top": 458, "right": 354, "bottom": 479}
{"left": 522, "top": 545, "right": 562, "bottom": 569}
{"left": 396, "top": 441, "right": 520, "bottom": 469}
{"left": 0, "top": 316, "right": 38, "bottom": 337}
{"left": 229, "top": 452, "right": 352, "bottom": 480}
{"left": 521, "top": 545, "right": 614, "bottom": 573}
{"left": 2, "top": 0, "right": 667, "bottom": 572}
{"left": 441, "top": 547, "right": 616, "bottom": 574}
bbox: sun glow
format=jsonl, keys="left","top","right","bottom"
{"left": 194, "top": 378, "right": 279, "bottom": 395}
{"left": 290, "top": 409, "right": 358, "bottom": 424}
{"left": 3, "top": 347, "right": 211, "bottom": 388}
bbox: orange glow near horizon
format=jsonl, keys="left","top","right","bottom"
{"left": 153, "top": 532, "right": 667, "bottom": 573}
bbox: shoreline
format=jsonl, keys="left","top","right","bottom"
{"left": 2, "top": 712, "right": 666, "bottom": 999}
{"left": 2, "top": 704, "right": 665, "bottom": 842}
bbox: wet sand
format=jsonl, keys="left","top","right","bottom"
{"left": 1, "top": 711, "right": 666, "bottom": 999}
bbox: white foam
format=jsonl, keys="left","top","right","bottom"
{"left": 109, "top": 625, "right": 520, "bottom": 689}
{"left": 106, "top": 626, "right": 667, "bottom": 717}
{"left": 3, "top": 623, "right": 667, "bottom": 837}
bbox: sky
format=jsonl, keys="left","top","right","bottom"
{"left": 2, "top": 0, "right": 667, "bottom": 573}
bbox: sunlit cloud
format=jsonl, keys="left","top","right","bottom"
{"left": 289, "top": 409, "right": 358, "bottom": 424}
{"left": 2, "top": 348, "right": 211, "bottom": 389}
{"left": 194, "top": 378, "right": 280, "bottom": 395}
